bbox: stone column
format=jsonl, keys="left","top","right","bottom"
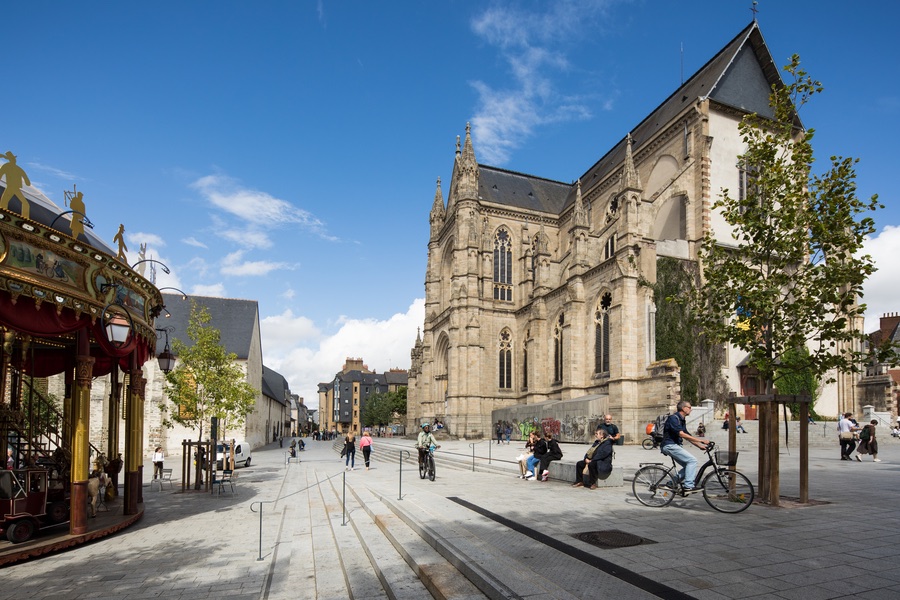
{"left": 70, "top": 329, "right": 94, "bottom": 535}
{"left": 124, "top": 362, "right": 145, "bottom": 515}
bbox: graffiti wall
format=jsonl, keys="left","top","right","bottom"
{"left": 492, "top": 395, "right": 607, "bottom": 444}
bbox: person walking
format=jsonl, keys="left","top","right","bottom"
{"left": 856, "top": 420, "right": 881, "bottom": 462}
{"left": 344, "top": 432, "right": 356, "bottom": 470}
{"left": 838, "top": 412, "right": 860, "bottom": 461}
{"left": 152, "top": 446, "right": 165, "bottom": 479}
{"left": 359, "top": 430, "right": 373, "bottom": 470}
{"left": 495, "top": 421, "right": 503, "bottom": 445}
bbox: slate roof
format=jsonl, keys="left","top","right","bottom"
{"left": 470, "top": 21, "right": 786, "bottom": 217}
{"left": 262, "top": 365, "right": 290, "bottom": 406}
{"left": 384, "top": 370, "right": 409, "bottom": 386}
{"left": 156, "top": 293, "right": 259, "bottom": 360}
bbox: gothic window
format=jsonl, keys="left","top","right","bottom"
{"left": 604, "top": 235, "right": 616, "bottom": 260}
{"left": 594, "top": 293, "right": 612, "bottom": 374}
{"left": 493, "top": 227, "right": 513, "bottom": 301}
{"left": 522, "top": 344, "right": 528, "bottom": 390}
{"left": 499, "top": 329, "right": 512, "bottom": 389}
{"left": 553, "top": 314, "right": 564, "bottom": 383}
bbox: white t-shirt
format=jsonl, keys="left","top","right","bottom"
{"left": 837, "top": 418, "right": 854, "bottom": 434}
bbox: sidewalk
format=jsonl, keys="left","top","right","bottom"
{"left": 3, "top": 434, "right": 898, "bottom": 599}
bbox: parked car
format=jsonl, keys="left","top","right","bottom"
{"left": 216, "top": 440, "right": 252, "bottom": 469}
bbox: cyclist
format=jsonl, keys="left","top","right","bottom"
{"left": 416, "top": 423, "right": 438, "bottom": 468}
{"left": 660, "top": 400, "right": 709, "bottom": 492}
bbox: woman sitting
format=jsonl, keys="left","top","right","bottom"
{"left": 537, "top": 432, "right": 563, "bottom": 481}
{"left": 517, "top": 432, "right": 539, "bottom": 478}
{"left": 573, "top": 427, "right": 614, "bottom": 489}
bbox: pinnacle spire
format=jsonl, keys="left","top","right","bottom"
{"left": 573, "top": 179, "right": 588, "bottom": 228}
{"left": 455, "top": 122, "right": 479, "bottom": 200}
{"left": 623, "top": 133, "right": 642, "bottom": 191}
{"left": 431, "top": 177, "right": 445, "bottom": 215}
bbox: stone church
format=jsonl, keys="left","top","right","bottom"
{"left": 407, "top": 21, "right": 853, "bottom": 442}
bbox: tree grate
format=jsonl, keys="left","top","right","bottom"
{"left": 571, "top": 529, "right": 655, "bottom": 549}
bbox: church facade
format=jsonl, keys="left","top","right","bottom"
{"left": 407, "top": 22, "right": 853, "bottom": 441}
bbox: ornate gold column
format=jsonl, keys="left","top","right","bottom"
{"left": 107, "top": 368, "right": 119, "bottom": 464}
{"left": 124, "top": 361, "right": 145, "bottom": 515}
{"left": 70, "top": 329, "right": 94, "bottom": 535}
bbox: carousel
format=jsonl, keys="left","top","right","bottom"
{"left": 0, "top": 150, "right": 165, "bottom": 547}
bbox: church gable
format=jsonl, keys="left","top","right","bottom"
{"left": 708, "top": 40, "right": 776, "bottom": 119}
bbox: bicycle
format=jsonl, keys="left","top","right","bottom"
{"left": 418, "top": 444, "right": 438, "bottom": 481}
{"left": 632, "top": 441, "right": 754, "bottom": 513}
{"left": 641, "top": 435, "right": 661, "bottom": 450}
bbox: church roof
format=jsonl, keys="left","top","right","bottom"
{"left": 576, "top": 21, "right": 784, "bottom": 203}
{"left": 157, "top": 293, "right": 259, "bottom": 360}
{"left": 476, "top": 165, "right": 571, "bottom": 215}
{"left": 460, "top": 22, "right": 786, "bottom": 218}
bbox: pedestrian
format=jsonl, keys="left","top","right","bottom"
{"left": 504, "top": 423, "right": 512, "bottom": 444}
{"left": 359, "top": 430, "right": 373, "bottom": 470}
{"left": 152, "top": 446, "right": 165, "bottom": 479}
{"left": 344, "top": 432, "right": 356, "bottom": 470}
{"left": 495, "top": 421, "right": 503, "bottom": 445}
{"left": 598, "top": 414, "right": 621, "bottom": 444}
{"left": 856, "top": 420, "right": 881, "bottom": 462}
{"left": 837, "top": 412, "right": 860, "bottom": 461}
{"left": 735, "top": 417, "right": 747, "bottom": 433}
{"left": 6, "top": 448, "right": 14, "bottom": 470}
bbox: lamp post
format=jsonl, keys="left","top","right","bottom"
{"left": 155, "top": 326, "right": 176, "bottom": 373}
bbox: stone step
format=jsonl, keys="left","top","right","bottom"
{"left": 323, "top": 473, "right": 428, "bottom": 600}
{"left": 371, "top": 488, "right": 583, "bottom": 600}
{"left": 346, "top": 482, "right": 488, "bottom": 600}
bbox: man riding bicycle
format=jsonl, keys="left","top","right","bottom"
{"left": 660, "top": 400, "right": 709, "bottom": 491}
{"left": 416, "top": 423, "right": 438, "bottom": 467}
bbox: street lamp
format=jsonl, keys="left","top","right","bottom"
{"left": 155, "top": 326, "right": 176, "bottom": 373}
{"left": 131, "top": 259, "right": 170, "bottom": 275}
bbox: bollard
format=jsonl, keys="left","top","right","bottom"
{"left": 342, "top": 471, "right": 347, "bottom": 526}
{"left": 249, "top": 500, "right": 274, "bottom": 561}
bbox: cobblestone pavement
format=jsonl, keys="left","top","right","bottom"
{"left": 2, "top": 432, "right": 898, "bottom": 599}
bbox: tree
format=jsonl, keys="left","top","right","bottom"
{"left": 160, "top": 301, "right": 257, "bottom": 443}
{"left": 361, "top": 387, "right": 407, "bottom": 428}
{"left": 693, "top": 55, "right": 894, "bottom": 503}
{"left": 647, "top": 258, "right": 728, "bottom": 405}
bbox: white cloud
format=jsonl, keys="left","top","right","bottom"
{"left": 468, "top": 1, "right": 610, "bottom": 165}
{"left": 221, "top": 250, "right": 292, "bottom": 277}
{"left": 191, "top": 283, "right": 227, "bottom": 297}
{"left": 861, "top": 225, "right": 900, "bottom": 333}
{"left": 220, "top": 226, "right": 273, "bottom": 249}
{"left": 264, "top": 298, "right": 425, "bottom": 410}
{"left": 129, "top": 232, "right": 166, "bottom": 247}
{"left": 182, "top": 236, "right": 208, "bottom": 249}
{"left": 190, "top": 173, "right": 336, "bottom": 240}
{"left": 281, "top": 288, "right": 296, "bottom": 300}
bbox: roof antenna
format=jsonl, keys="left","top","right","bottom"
{"left": 750, "top": 0, "right": 759, "bottom": 21}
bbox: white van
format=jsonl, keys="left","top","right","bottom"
{"left": 216, "top": 440, "right": 252, "bottom": 469}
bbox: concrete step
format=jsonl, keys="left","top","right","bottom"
{"left": 346, "top": 482, "right": 488, "bottom": 600}
{"left": 323, "top": 473, "right": 427, "bottom": 600}
{"left": 372, "top": 488, "right": 583, "bottom": 600}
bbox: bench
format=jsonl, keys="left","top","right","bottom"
{"left": 546, "top": 462, "right": 624, "bottom": 487}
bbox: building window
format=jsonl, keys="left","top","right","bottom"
{"left": 737, "top": 159, "right": 759, "bottom": 213}
{"left": 522, "top": 345, "right": 528, "bottom": 390}
{"left": 493, "top": 227, "right": 513, "bottom": 301}
{"left": 553, "top": 314, "right": 564, "bottom": 383}
{"left": 499, "top": 329, "right": 512, "bottom": 389}
{"left": 604, "top": 235, "right": 616, "bottom": 260}
{"left": 594, "top": 293, "right": 612, "bottom": 374}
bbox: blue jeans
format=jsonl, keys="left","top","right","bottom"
{"left": 526, "top": 455, "right": 540, "bottom": 475}
{"left": 661, "top": 444, "right": 698, "bottom": 488}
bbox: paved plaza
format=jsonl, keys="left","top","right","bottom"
{"left": 2, "top": 431, "right": 899, "bottom": 599}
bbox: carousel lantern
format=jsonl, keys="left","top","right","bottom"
{"left": 104, "top": 312, "right": 131, "bottom": 346}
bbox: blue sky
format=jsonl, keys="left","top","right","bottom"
{"left": 4, "top": 1, "right": 898, "bottom": 409}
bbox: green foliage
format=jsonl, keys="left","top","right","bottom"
{"left": 694, "top": 55, "right": 892, "bottom": 392}
{"left": 361, "top": 387, "right": 407, "bottom": 428}
{"left": 649, "top": 258, "right": 728, "bottom": 404}
{"left": 160, "top": 301, "right": 257, "bottom": 442}
{"left": 776, "top": 346, "right": 821, "bottom": 418}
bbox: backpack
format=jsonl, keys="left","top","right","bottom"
{"left": 859, "top": 425, "right": 870, "bottom": 441}
{"left": 650, "top": 414, "right": 667, "bottom": 446}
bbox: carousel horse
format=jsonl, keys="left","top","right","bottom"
{"left": 87, "top": 471, "right": 110, "bottom": 517}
